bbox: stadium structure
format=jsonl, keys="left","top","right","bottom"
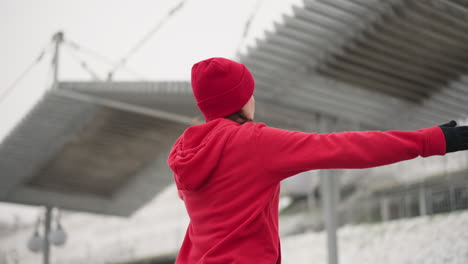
{"left": 1, "top": 0, "right": 468, "bottom": 263}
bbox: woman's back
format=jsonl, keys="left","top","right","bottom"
{"left": 169, "top": 118, "right": 282, "bottom": 263}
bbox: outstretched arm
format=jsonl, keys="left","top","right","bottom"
{"left": 255, "top": 121, "right": 468, "bottom": 181}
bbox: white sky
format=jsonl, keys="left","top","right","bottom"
{"left": 0, "top": 0, "right": 301, "bottom": 223}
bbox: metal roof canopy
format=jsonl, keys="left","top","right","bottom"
{"left": 0, "top": 79, "right": 340, "bottom": 217}
{"left": 239, "top": 0, "right": 468, "bottom": 131}
{"left": 0, "top": 82, "right": 195, "bottom": 217}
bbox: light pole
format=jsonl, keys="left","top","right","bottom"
{"left": 43, "top": 206, "right": 52, "bottom": 264}
{"left": 27, "top": 206, "right": 68, "bottom": 264}
{"left": 27, "top": 31, "right": 65, "bottom": 264}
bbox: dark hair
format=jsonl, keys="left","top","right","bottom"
{"left": 224, "top": 110, "right": 252, "bottom": 124}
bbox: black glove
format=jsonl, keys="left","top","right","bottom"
{"left": 439, "top": 120, "right": 468, "bottom": 153}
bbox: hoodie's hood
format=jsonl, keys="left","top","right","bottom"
{"left": 168, "top": 119, "right": 236, "bottom": 191}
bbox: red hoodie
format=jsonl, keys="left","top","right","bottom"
{"left": 167, "top": 118, "right": 446, "bottom": 264}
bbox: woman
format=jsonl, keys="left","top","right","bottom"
{"left": 168, "top": 57, "right": 468, "bottom": 264}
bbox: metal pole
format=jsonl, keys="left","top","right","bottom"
{"left": 318, "top": 115, "right": 339, "bottom": 264}
{"left": 43, "top": 206, "right": 52, "bottom": 264}
{"left": 43, "top": 32, "right": 62, "bottom": 263}
{"left": 52, "top": 31, "right": 63, "bottom": 90}
{"left": 321, "top": 170, "right": 339, "bottom": 264}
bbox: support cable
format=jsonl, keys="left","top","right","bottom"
{"left": 0, "top": 43, "right": 52, "bottom": 103}
{"left": 63, "top": 39, "right": 148, "bottom": 80}
{"left": 235, "top": 0, "right": 266, "bottom": 58}
{"left": 107, "top": 0, "right": 188, "bottom": 80}
{"left": 63, "top": 44, "right": 101, "bottom": 81}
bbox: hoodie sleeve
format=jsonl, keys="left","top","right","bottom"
{"left": 255, "top": 124, "right": 446, "bottom": 181}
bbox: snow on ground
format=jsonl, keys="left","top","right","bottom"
{"left": 1, "top": 184, "right": 468, "bottom": 263}
{"left": 282, "top": 211, "right": 468, "bottom": 264}
{"left": 0, "top": 184, "right": 189, "bottom": 264}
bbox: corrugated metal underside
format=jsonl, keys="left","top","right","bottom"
{"left": 240, "top": 0, "right": 468, "bottom": 130}
{"left": 318, "top": 0, "right": 468, "bottom": 101}
{"left": 0, "top": 86, "right": 189, "bottom": 216}
{"left": 0, "top": 92, "right": 98, "bottom": 197}
{"left": 28, "top": 108, "right": 181, "bottom": 197}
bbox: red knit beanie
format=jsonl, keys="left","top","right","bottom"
{"left": 191, "top": 57, "right": 255, "bottom": 122}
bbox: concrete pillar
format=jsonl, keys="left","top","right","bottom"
{"left": 398, "top": 197, "right": 405, "bottom": 218}
{"left": 404, "top": 194, "right": 412, "bottom": 217}
{"left": 449, "top": 183, "right": 456, "bottom": 211}
{"left": 380, "top": 197, "right": 390, "bottom": 221}
{"left": 418, "top": 186, "right": 427, "bottom": 216}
